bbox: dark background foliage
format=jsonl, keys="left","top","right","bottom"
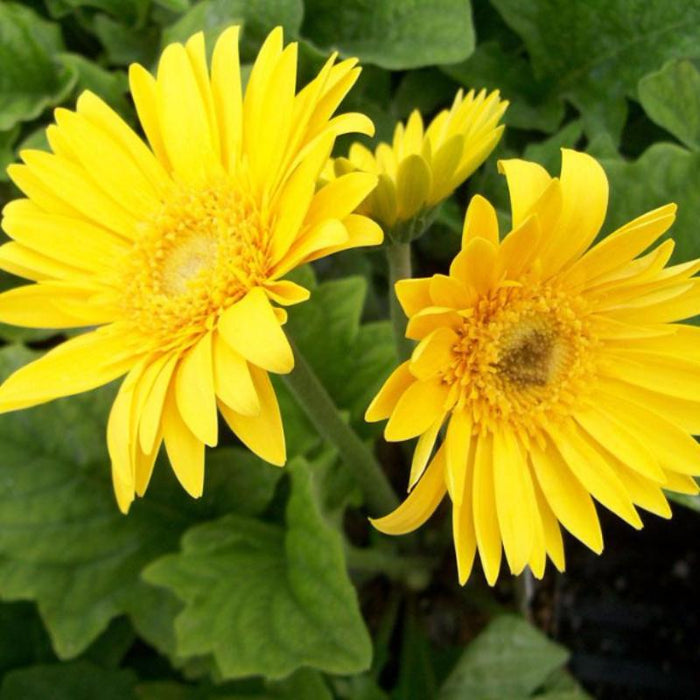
{"left": 0, "top": 1, "right": 699, "bottom": 698}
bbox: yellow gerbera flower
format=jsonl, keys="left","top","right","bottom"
{"left": 0, "top": 26, "right": 383, "bottom": 512}
{"left": 366, "top": 149, "right": 700, "bottom": 584}
{"left": 327, "top": 88, "right": 507, "bottom": 241}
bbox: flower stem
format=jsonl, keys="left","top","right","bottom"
{"left": 283, "top": 340, "right": 398, "bottom": 516}
{"left": 386, "top": 242, "right": 414, "bottom": 361}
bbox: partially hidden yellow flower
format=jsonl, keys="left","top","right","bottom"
{"left": 326, "top": 88, "right": 507, "bottom": 241}
{"left": 366, "top": 149, "right": 700, "bottom": 584}
{"left": 0, "top": 27, "right": 383, "bottom": 512}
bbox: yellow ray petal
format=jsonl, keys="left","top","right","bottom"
{"left": 0, "top": 328, "right": 136, "bottom": 412}
{"left": 472, "top": 433, "right": 502, "bottom": 585}
{"left": 129, "top": 63, "right": 170, "bottom": 169}
{"left": 157, "top": 42, "right": 218, "bottom": 185}
{"left": 175, "top": 332, "right": 218, "bottom": 447}
{"left": 612, "top": 457, "right": 671, "bottom": 519}
{"left": 492, "top": 429, "right": 536, "bottom": 574}
{"left": 531, "top": 472, "right": 565, "bottom": 573}
{"left": 453, "top": 237, "right": 497, "bottom": 294}
{"left": 385, "top": 379, "right": 450, "bottom": 441}
{"left": 496, "top": 213, "right": 541, "bottom": 278}
{"left": 574, "top": 406, "right": 665, "bottom": 482}
{"left": 453, "top": 445, "right": 477, "bottom": 585}
{"left": 410, "top": 326, "right": 458, "bottom": 380}
{"left": 551, "top": 423, "right": 642, "bottom": 529}
{"left": 597, "top": 391, "right": 700, "bottom": 476}
{"left": 445, "top": 409, "right": 473, "bottom": 506}
{"left": 139, "top": 352, "right": 179, "bottom": 455}
{"left": 409, "top": 414, "right": 444, "bottom": 489}
{"left": 365, "top": 361, "right": 414, "bottom": 422}
{"left": 218, "top": 288, "right": 294, "bottom": 374}
{"left": 0, "top": 241, "right": 86, "bottom": 282}
{"left": 429, "top": 274, "right": 473, "bottom": 309}
{"left": 162, "top": 387, "right": 205, "bottom": 497}
{"left": 218, "top": 366, "right": 286, "bottom": 466}
{"left": 405, "top": 306, "right": 463, "bottom": 341}
{"left": 107, "top": 373, "right": 137, "bottom": 513}
{"left": 371, "top": 446, "right": 447, "bottom": 535}
{"left": 306, "top": 172, "right": 378, "bottom": 227}
{"left": 263, "top": 280, "right": 311, "bottom": 306}
{"left": 395, "top": 278, "right": 432, "bottom": 316}
{"left": 211, "top": 25, "right": 243, "bottom": 172}
{"left": 497, "top": 158, "right": 552, "bottom": 228}
{"left": 462, "top": 194, "right": 499, "bottom": 247}
{"left": 395, "top": 154, "right": 431, "bottom": 220}
{"left": 530, "top": 439, "right": 603, "bottom": 554}
{"left": 213, "top": 332, "right": 260, "bottom": 416}
{"left": 539, "top": 149, "right": 608, "bottom": 274}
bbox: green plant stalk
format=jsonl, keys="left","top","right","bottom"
{"left": 283, "top": 339, "right": 399, "bottom": 516}
{"left": 386, "top": 242, "right": 414, "bottom": 361}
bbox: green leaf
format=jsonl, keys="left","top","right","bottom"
{"left": 163, "top": 0, "right": 304, "bottom": 62}
{"left": 136, "top": 669, "right": 332, "bottom": 700}
{"left": 667, "top": 491, "right": 700, "bottom": 513}
{"left": 0, "top": 3, "right": 77, "bottom": 130}
{"left": 442, "top": 41, "right": 564, "bottom": 133}
{"left": 52, "top": 0, "right": 147, "bottom": 25}
{"left": 523, "top": 121, "right": 583, "bottom": 173}
{"left": 638, "top": 60, "right": 700, "bottom": 151}
{"left": 58, "top": 53, "right": 131, "bottom": 118}
{"left": 0, "top": 661, "right": 136, "bottom": 700}
{"left": 0, "top": 126, "right": 20, "bottom": 182}
{"left": 601, "top": 143, "right": 700, "bottom": 262}
{"left": 0, "top": 602, "right": 55, "bottom": 674}
{"left": 439, "top": 615, "right": 569, "bottom": 699}
{"left": 143, "top": 458, "right": 372, "bottom": 680}
{"left": 0, "top": 344, "right": 283, "bottom": 658}
{"left": 93, "top": 15, "right": 161, "bottom": 67}
{"left": 490, "top": 0, "right": 700, "bottom": 142}
{"left": 302, "top": 0, "right": 475, "bottom": 70}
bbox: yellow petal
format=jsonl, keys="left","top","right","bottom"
{"left": 429, "top": 274, "right": 473, "bottom": 309}
{"left": 445, "top": 409, "right": 472, "bottom": 506}
{"left": 551, "top": 423, "right": 642, "bottom": 529}
{"left": 410, "top": 326, "right": 458, "bottom": 380}
{"left": 492, "top": 429, "right": 536, "bottom": 574}
{"left": 175, "top": 332, "right": 218, "bottom": 447}
{"left": 539, "top": 149, "right": 608, "bottom": 274}
{"left": 306, "top": 172, "right": 378, "bottom": 227}
{"left": 107, "top": 374, "right": 137, "bottom": 513}
{"left": 218, "top": 288, "right": 294, "bottom": 374}
{"left": 162, "top": 387, "right": 205, "bottom": 497}
{"left": 213, "top": 333, "right": 260, "bottom": 416}
{"left": 405, "top": 306, "right": 463, "bottom": 341}
{"left": 574, "top": 406, "right": 665, "bottom": 482}
{"left": 157, "top": 42, "right": 218, "bottom": 184}
{"left": 461, "top": 194, "right": 499, "bottom": 247}
{"left": 385, "top": 379, "right": 450, "bottom": 441}
{"left": 0, "top": 328, "right": 136, "bottom": 412}
{"left": 497, "top": 158, "right": 552, "bottom": 228}
{"left": 472, "top": 433, "right": 502, "bottom": 585}
{"left": 211, "top": 26, "right": 243, "bottom": 171}
{"left": 395, "top": 153, "right": 431, "bottom": 220}
{"left": 452, "top": 237, "right": 497, "bottom": 294}
{"left": 530, "top": 439, "right": 603, "bottom": 553}
{"left": 453, "top": 449, "right": 477, "bottom": 585}
{"left": 597, "top": 391, "right": 700, "bottom": 476}
{"left": 532, "top": 474, "right": 565, "bottom": 573}
{"left": 409, "top": 415, "right": 444, "bottom": 489}
{"left": 365, "top": 361, "right": 414, "bottom": 422}
{"left": 129, "top": 63, "right": 170, "bottom": 169}
{"left": 496, "top": 214, "right": 541, "bottom": 278}
{"left": 371, "top": 446, "right": 447, "bottom": 535}
{"left": 218, "top": 366, "right": 285, "bottom": 466}
{"left": 139, "top": 352, "right": 179, "bottom": 455}
{"left": 395, "top": 277, "right": 432, "bottom": 316}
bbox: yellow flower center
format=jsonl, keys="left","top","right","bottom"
{"left": 446, "top": 284, "right": 597, "bottom": 438}
{"left": 121, "top": 180, "right": 271, "bottom": 346}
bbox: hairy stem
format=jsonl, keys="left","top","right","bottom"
{"left": 386, "top": 242, "right": 415, "bottom": 361}
{"left": 283, "top": 339, "right": 398, "bottom": 516}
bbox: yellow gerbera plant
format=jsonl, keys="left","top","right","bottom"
{"left": 366, "top": 150, "right": 700, "bottom": 584}
{"left": 327, "top": 88, "right": 507, "bottom": 241}
{"left": 0, "top": 27, "right": 384, "bottom": 512}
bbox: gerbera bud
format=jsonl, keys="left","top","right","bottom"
{"left": 366, "top": 149, "right": 700, "bottom": 585}
{"left": 326, "top": 88, "right": 508, "bottom": 243}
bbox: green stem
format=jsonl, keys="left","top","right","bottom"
{"left": 514, "top": 570, "right": 535, "bottom": 621}
{"left": 345, "top": 544, "right": 433, "bottom": 589}
{"left": 283, "top": 339, "right": 398, "bottom": 516}
{"left": 386, "top": 242, "right": 414, "bottom": 361}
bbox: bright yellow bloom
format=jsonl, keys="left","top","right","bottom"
{"left": 327, "top": 88, "right": 507, "bottom": 241}
{"left": 366, "top": 150, "right": 700, "bottom": 584}
{"left": 0, "top": 27, "right": 383, "bottom": 512}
